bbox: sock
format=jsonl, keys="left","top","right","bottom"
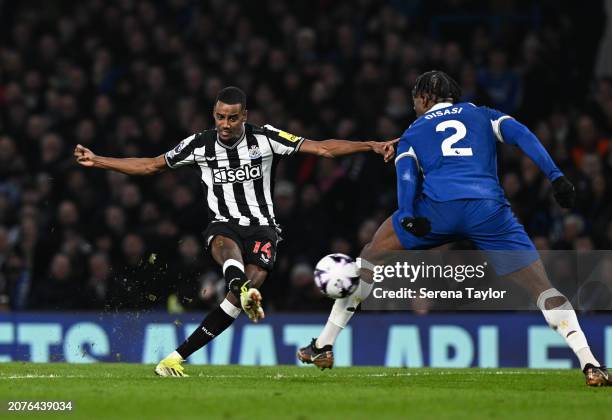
{"left": 166, "top": 350, "right": 183, "bottom": 361}
{"left": 317, "top": 320, "right": 342, "bottom": 348}
{"left": 176, "top": 299, "right": 241, "bottom": 359}
{"left": 317, "top": 259, "right": 375, "bottom": 347}
{"left": 537, "top": 288, "right": 599, "bottom": 370}
{"left": 576, "top": 347, "right": 599, "bottom": 370}
{"left": 223, "top": 259, "right": 248, "bottom": 299}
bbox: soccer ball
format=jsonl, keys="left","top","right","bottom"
{"left": 314, "top": 253, "right": 360, "bottom": 299}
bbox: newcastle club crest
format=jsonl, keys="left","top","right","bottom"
{"left": 248, "top": 145, "right": 262, "bottom": 160}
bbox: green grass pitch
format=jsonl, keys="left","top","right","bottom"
{"left": 0, "top": 363, "right": 609, "bottom": 419}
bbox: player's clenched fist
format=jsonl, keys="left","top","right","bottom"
{"left": 552, "top": 176, "right": 576, "bottom": 209}
{"left": 74, "top": 144, "right": 95, "bottom": 167}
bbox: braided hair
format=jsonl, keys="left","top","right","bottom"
{"left": 412, "top": 70, "right": 462, "bottom": 104}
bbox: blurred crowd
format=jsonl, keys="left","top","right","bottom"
{"left": 0, "top": 0, "right": 611, "bottom": 312}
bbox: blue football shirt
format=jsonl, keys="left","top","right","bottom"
{"left": 396, "top": 102, "right": 512, "bottom": 203}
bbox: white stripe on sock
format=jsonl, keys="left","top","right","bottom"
{"left": 220, "top": 298, "right": 241, "bottom": 319}
{"left": 223, "top": 259, "right": 244, "bottom": 274}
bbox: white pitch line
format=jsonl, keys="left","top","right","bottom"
{"left": 0, "top": 370, "right": 571, "bottom": 380}
{"left": 194, "top": 370, "right": 567, "bottom": 379}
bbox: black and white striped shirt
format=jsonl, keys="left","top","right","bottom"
{"left": 164, "top": 123, "right": 304, "bottom": 228}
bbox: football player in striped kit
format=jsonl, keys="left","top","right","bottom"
{"left": 74, "top": 86, "right": 397, "bottom": 376}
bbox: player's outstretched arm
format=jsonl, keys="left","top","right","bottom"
{"left": 74, "top": 144, "right": 167, "bottom": 175}
{"left": 499, "top": 119, "right": 576, "bottom": 208}
{"left": 298, "top": 138, "right": 398, "bottom": 162}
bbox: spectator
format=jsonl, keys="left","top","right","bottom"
{"left": 571, "top": 115, "right": 610, "bottom": 167}
{"left": 33, "top": 253, "right": 80, "bottom": 310}
{"left": 81, "top": 253, "right": 112, "bottom": 310}
{"left": 285, "top": 263, "right": 328, "bottom": 311}
{"left": 168, "top": 235, "right": 209, "bottom": 311}
{"left": 108, "top": 233, "right": 161, "bottom": 310}
{"left": 477, "top": 50, "right": 522, "bottom": 113}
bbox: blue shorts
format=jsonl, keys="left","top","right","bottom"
{"left": 392, "top": 197, "right": 538, "bottom": 276}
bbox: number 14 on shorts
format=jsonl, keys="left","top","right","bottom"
{"left": 252, "top": 241, "right": 272, "bottom": 261}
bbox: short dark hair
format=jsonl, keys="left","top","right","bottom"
{"left": 412, "top": 70, "right": 461, "bottom": 104}
{"left": 216, "top": 86, "right": 247, "bottom": 109}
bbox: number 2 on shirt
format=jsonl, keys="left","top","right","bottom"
{"left": 437, "top": 120, "right": 472, "bottom": 156}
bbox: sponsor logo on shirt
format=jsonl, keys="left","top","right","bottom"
{"left": 212, "top": 164, "right": 262, "bottom": 184}
{"left": 173, "top": 139, "right": 188, "bottom": 154}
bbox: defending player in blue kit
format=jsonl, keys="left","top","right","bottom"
{"left": 298, "top": 71, "right": 609, "bottom": 387}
